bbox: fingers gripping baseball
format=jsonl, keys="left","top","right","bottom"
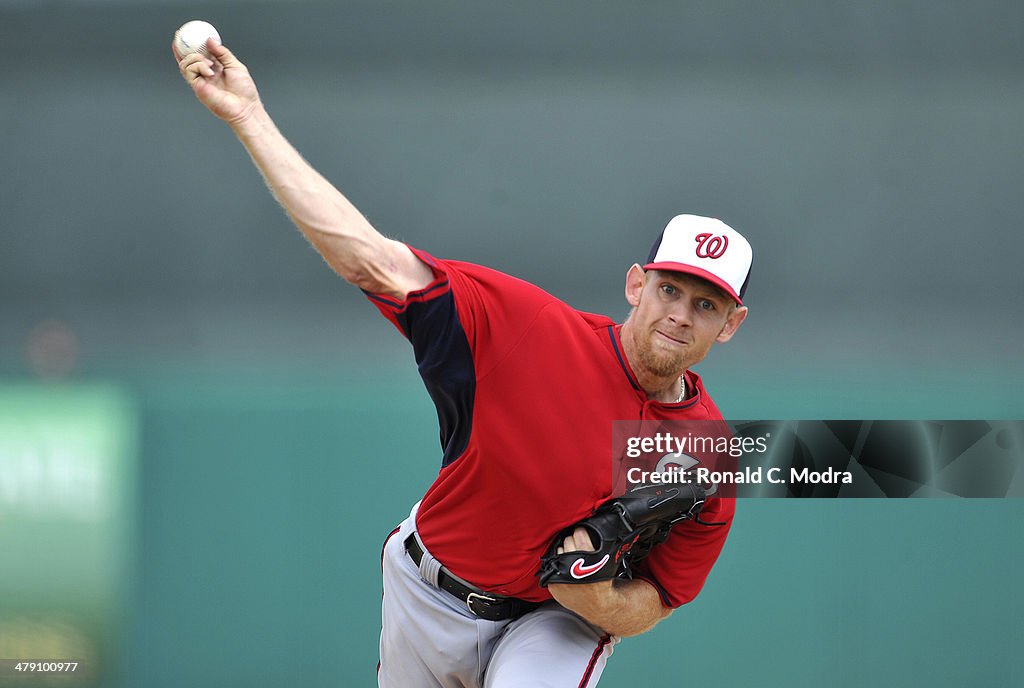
{"left": 177, "top": 50, "right": 214, "bottom": 83}
{"left": 173, "top": 39, "right": 261, "bottom": 126}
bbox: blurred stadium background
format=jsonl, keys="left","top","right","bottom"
{"left": 1, "top": 1, "right": 1021, "bottom": 686}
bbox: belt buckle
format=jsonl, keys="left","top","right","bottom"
{"left": 466, "top": 591, "right": 499, "bottom": 617}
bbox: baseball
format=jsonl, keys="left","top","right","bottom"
{"left": 173, "top": 20, "right": 221, "bottom": 58}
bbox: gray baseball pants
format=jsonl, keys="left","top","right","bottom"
{"left": 378, "top": 504, "right": 617, "bottom": 687}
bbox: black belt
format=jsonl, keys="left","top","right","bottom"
{"left": 404, "top": 535, "right": 541, "bottom": 622}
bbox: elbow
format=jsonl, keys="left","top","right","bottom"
{"left": 342, "top": 253, "right": 408, "bottom": 297}
{"left": 337, "top": 262, "right": 402, "bottom": 298}
{"left": 308, "top": 233, "right": 399, "bottom": 295}
{"left": 605, "top": 605, "right": 672, "bottom": 638}
{"left": 342, "top": 264, "right": 381, "bottom": 292}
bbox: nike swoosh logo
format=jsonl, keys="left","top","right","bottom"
{"left": 570, "top": 555, "right": 610, "bottom": 579}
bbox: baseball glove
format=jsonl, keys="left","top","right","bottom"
{"left": 537, "top": 481, "right": 721, "bottom": 587}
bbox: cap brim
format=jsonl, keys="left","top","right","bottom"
{"left": 642, "top": 262, "right": 743, "bottom": 305}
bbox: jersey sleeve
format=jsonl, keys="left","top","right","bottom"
{"left": 364, "top": 246, "right": 558, "bottom": 465}
{"left": 632, "top": 495, "right": 735, "bottom": 608}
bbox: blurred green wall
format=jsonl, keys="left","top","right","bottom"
{"left": 118, "top": 372, "right": 1021, "bottom": 687}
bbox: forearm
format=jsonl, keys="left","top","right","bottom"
{"left": 229, "top": 105, "right": 429, "bottom": 296}
{"left": 550, "top": 578, "right": 671, "bottom": 637}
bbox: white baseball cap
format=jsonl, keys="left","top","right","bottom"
{"left": 643, "top": 214, "right": 753, "bottom": 305}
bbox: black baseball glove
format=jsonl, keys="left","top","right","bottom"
{"left": 537, "top": 481, "right": 722, "bottom": 587}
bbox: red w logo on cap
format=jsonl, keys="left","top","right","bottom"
{"left": 695, "top": 233, "right": 729, "bottom": 259}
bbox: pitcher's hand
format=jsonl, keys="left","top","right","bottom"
{"left": 173, "top": 38, "right": 261, "bottom": 127}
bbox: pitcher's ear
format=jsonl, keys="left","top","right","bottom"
{"left": 625, "top": 264, "right": 646, "bottom": 307}
{"left": 716, "top": 306, "right": 748, "bottom": 343}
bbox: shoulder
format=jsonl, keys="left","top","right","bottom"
{"left": 574, "top": 309, "right": 617, "bottom": 330}
{"left": 442, "top": 258, "right": 562, "bottom": 307}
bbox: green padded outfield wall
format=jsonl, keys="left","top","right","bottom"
{"left": 119, "top": 370, "right": 1020, "bottom": 687}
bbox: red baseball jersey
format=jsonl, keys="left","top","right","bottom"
{"left": 367, "top": 247, "right": 734, "bottom": 608}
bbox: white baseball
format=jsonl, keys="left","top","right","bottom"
{"left": 173, "top": 20, "right": 221, "bottom": 58}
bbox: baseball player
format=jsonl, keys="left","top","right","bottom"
{"left": 175, "top": 38, "right": 751, "bottom": 687}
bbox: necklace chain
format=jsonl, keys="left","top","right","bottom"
{"left": 675, "top": 375, "right": 686, "bottom": 403}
